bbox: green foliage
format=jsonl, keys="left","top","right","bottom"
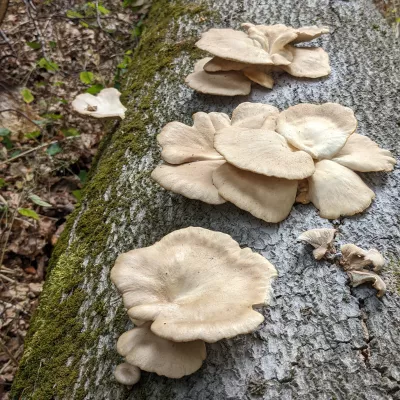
{"left": 72, "top": 190, "right": 82, "bottom": 200}
{"left": 79, "top": 71, "right": 95, "bottom": 85}
{"left": 25, "top": 131, "right": 41, "bottom": 140}
{"left": 0, "top": 128, "right": 11, "bottom": 137}
{"left": 42, "top": 113, "right": 63, "bottom": 120}
{"left": 0, "top": 178, "right": 6, "bottom": 188}
{"left": 21, "top": 88, "right": 34, "bottom": 104}
{"left": 61, "top": 128, "right": 80, "bottom": 137}
{"left": 29, "top": 194, "right": 52, "bottom": 208}
{"left": 0, "top": 128, "right": 13, "bottom": 149}
{"left": 37, "top": 58, "right": 59, "bottom": 72}
{"left": 46, "top": 143, "right": 62, "bottom": 156}
{"left": 78, "top": 170, "right": 88, "bottom": 183}
{"left": 66, "top": 10, "right": 84, "bottom": 18}
{"left": 86, "top": 83, "right": 104, "bottom": 94}
{"left": 49, "top": 41, "right": 57, "bottom": 49}
{"left": 18, "top": 208, "right": 39, "bottom": 220}
{"left": 26, "top": 41, "right": 41, "bottom": 50}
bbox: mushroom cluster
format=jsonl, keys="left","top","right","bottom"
{"left": 111, "top": 227, "right": 277, "bottom": 384}
{"left": 185, "top": 24, "right": 330, "bottom": 95}
{"left": 151, "top": 102, "right": 395, "bottom": 222}
{"left": 298, "top": 228, "right": 387, "bottom": 297}
{"left": 71, "top": 87, "right": 127, "bottom": 119}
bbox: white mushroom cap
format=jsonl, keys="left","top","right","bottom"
{"left": 331, "top": 134, "right": 396, "bottom": 172}
{"left": 292, "top": 26, "right": 330, "bottom": 43}
{"left": 243, "top": 67, "right": 274, "bottom": 89}
{"left": 341, "top": 244, "right": 385, "bottom": 273}
{"left": 117, "top": 323, "right": 206, "bottom": 379}
{"left": 71, "top": 88, "right": 127, "bottom": 119}
{"left": 111, "top": 227, "right": 277, "bottom": 343}
{"left": 114, "top": 363, "right": 141, "bottom": 385}
{"left": 347, "top": 270, "right": 386, "bottom": 298}
{"left": 196, "top": 28, "right": 274, "bottom": 65}
{"left": 230, "top": 102, "right": 279, "bottom": 130}
{"left": 281, "top": 46, "right": 331, "bottom": 78}
{"left": 157, "top": 112, "right": 225, "bottom": 164}
{"left": 298, "top": 228, "right": 336, "bottom": 260}
{"left": 204, "top": 56, "right": 247, "bottom": 72}
{"left": 214, "top": 127, "right": 315, "bottom": 180}
{"left": 276, "top": 103, "right": 357, "bottom": 159}
{"left": 151, "top": 160, "right": 226, "bottom": 205}
{"left": 308, "top": 160, "right": 375, "bottom": 219}
{"left": 185, "top": 57, "right": 251, "bottom": 96}
{"left": 212, "top": 163, "right": 297, "bottom": 223}
{"left": 364, "top": 249, "right": 385, "bottom": 273}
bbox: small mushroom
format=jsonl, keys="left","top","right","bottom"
{"left": 117, "top": 322, "right": 206, "bottom": 379}
{"left": 111, "top": 227, "right": 277, "bottom": 343}
{"left": 347, "top": 270, "right": 386, "bottom": 298}
{"left": 341, "top": 244, "right": 385, "bottom": 272}
{"left": 71, "top": 88, "right": 127, "bottom": 119}
{"left": 114, "top": 363, "right": 141, "bottom": 385}
{"left": 298, "top": 228, "right": 336, "bottom": 260}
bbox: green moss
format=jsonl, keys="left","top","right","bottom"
{"left": 11, "top": 1, "right": 218, "bottom": 399}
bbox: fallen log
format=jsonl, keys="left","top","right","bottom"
{"left": 12, "top": 0, "right": 400, "bottom": 399}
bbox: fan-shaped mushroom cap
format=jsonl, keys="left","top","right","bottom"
{"left": 292, "top": 26, "right": 330, "bottom": 43}
{"left": 347, "top": 270, "right": 386, "bottom": 298}
{"left": 230, "top": 102, "right": 279, "bottom": 130}
{"left": 298, "top": 228, "right": 336, "bottom": 260}
{"left": 364, "top": 249, "right": 385, "bottom": 273}
{"left": 71, "top": 88, "right": 127, "bottom": 119}
{"left": 185, "top": 57, "right": 252, "bottom": 96}
{"left": 114, "top": 363, "right": 141, "bottom": 385}
{"left": 196, "top": 28, "right": 274, "bottom": 65}
{"left": 214, "top": 127, "right": 315, "bottom": 180}
{"left": 331, "top": 134, "right": 396, "bottom": 172}
{"left": 117, "top": 323, "right": 206, "bottom": 379}
{"left": 151, "top": 160, "right": 226, "bottom": 205}
{"left": 204, "top": 56, "right": 247, "bottom": 72}
{"left": 157, "top": 112, "right": 225, "bottom": 164}
{"left": 212, "top": 163, "right": 297, "bottom": 223}
{"left": 341, "top": 244, "right": 385, "bottom": 272}
{"left": 111, "top": 227, "right": 277, "bottom": 343}
{"left": 281, "top": 46, "right": 330, "bottom": 78}
{"left": 243, "top": 67, "right": 274, "bottom": 89}
{"left": 308, "top": 160, "right": 375, "bottom": 219}
{"left": 276, "top": 103, "right": 357, "bottom": 159}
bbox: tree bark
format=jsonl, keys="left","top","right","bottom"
{"left": 12, "top": 0, "right": 400, "bottom": 399}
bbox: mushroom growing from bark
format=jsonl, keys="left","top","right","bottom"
{"left": 340, "top": 244, "right": 385, "bottom": 272}
{"left": 151, "top": 102, "right": 395, "bottom": 222}
{"left": 111, "top": 227, "right": 277, "bottom": 343}
{"left": 298, "top": 228, "right": 336, "bottom": 260}
{"left": 185, "top": 23, "right": 330, "bottom": 95}
{"left": 71, "top": 88, "right": 127, "bottom": 119}
{"left": 114, "top": 363, "right": 141, "bottom": 385}
{"left": 347, "top": 270, "right": 386, "bottom": 298}
{"left": 117, "top": 322, "right": 206, "bottom": 379}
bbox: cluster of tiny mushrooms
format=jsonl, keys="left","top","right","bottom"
{"left": 70, "top": 23, "right": 396, "bottom": 386}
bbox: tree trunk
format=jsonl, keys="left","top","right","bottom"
{"left": 11, "top": 0, "right": 400, "bottom": 399}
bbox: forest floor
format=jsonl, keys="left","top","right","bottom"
{"left": 0, "top": 0, "right": 398, "bottom": 398}
{"left": 0, "top": 0, "right": 149, "bottom": 397}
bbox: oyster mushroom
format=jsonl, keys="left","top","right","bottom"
{"left": 111, "top": 227, "right": 277, "bottom": 343}
{"left": 71, "top": 88, "right": 127, "bottom": 119}
{"left": 117, "top": 322, "right": 206, "bottom": 379}
{"left": 347, "top": 270, "right": 386, "bottom": 298}
{"left": 114, "top": 363, "right": 141, "bottom": 385}
{"left": 298, "top": 228, "right": 336, "bottom": 260}
{"left": 186, "top": 24, "right": 330, "bottom": 95}
{"left": 341, "top": 244, "right": 385, "bottom": 272}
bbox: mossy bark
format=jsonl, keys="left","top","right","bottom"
{"left": 12, "top": 0, "right": 400, "bottom": 399}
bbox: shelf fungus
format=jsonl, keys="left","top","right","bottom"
{"left": 151, "top": 102, "right": 395, "bottom": 222}
{"left": 347, "top": 270, "right": 386, "bottom": 298}
{"left": 298, "top": 228, "right": 336, "bottom": 260}
{"left": 340, "top": 244, "right": 385, "bottom": 273}
{"left": 71, "top": 88, "right": 127, "bottom": 119}
{"left": 185, "top": 24, "right": 330, "bottom": 95}
{"left": 111, "top": 227, "right": 277, "bottom": 384}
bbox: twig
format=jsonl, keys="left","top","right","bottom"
{"left": 0, "top": 136, "right": 79, "bottom": 166}
{"left": 23, "top": 0, "right": 47, "bottom": 59}
{"left": 0, "top": 108, "right": 40, "bottom": 128}
{"left": 0, "top": 340, "right": 18, "bottom": 365}
{"left": 95, "top": 0, "right": 103, "bottom": 29}
{"left": 0, "top": 272, "right": 14, "bottom": 282}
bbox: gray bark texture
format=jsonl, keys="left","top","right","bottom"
{"left": 12, "top": 0, "right": 400, "bottom": 399}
